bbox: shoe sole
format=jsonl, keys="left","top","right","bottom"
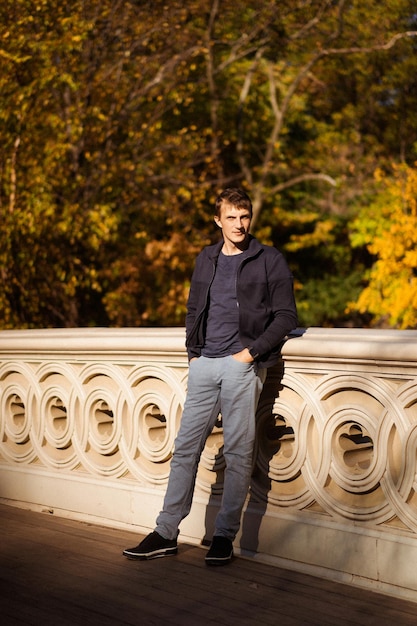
{"left": 123, "top": 547, "right": 178, "bottom": 560}
{"left": 205, "top": 553, "right": 233, "bottom": 566}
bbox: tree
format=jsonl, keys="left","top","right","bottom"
{"left": 348, "top": 163, "right": 417, "bottom": 328}
{"left": 0, "top": 0, "right": 416, "bottom": 329}
{"left": 0, "top": 0, "right": 210, "bottom": 327}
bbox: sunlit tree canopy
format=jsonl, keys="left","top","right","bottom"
{"left": 0, "top": 0, "right": 416, "bottom": 328}
{"left": 349, "top": 163, "right": 417, "bottom": 328}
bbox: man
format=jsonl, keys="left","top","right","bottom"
{"left": 123, "top": 188, "right": 298, "bottom": 565}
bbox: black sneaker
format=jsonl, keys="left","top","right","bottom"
{"left": 123, "top": 531, "right": 178, "bottom": 560}
{"left": 205, "top": 536, "right": 233, "bottom": 566}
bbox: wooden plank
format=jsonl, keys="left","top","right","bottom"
{"left": 1, "top": 504, "right": 416, "bottom": 626}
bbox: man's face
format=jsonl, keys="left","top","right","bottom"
{"left": 214, "top": 202, "right": 252, "bottom": 248}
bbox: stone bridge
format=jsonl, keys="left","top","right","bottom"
{"left": 0, "top": 327, "right": 416, "bottom": 601}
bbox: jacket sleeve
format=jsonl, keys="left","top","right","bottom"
{"left": 185, "top": 250, "right": 210, "bottom": 360}
{"left": 249, "top": 250, "right": 298, "bottom": 359}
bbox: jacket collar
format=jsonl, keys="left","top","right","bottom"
{"left": 207, "top": 235, "right": 263, "bottom": 262}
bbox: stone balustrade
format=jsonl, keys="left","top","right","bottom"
{"left": 0, "top": 327, "right": 416, "bottom": 601}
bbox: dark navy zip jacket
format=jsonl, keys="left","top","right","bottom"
{"left": 185, "top": 235, "right": 298, "bottom": 368}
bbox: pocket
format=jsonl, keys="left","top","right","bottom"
{"left": 229, "top": 354, "right": 254, "bottom": 371}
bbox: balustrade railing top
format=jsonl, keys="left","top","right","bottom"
{"left": 283, "top": 327, "right": 417, "bottom": 363}
{"left": 0, "top": 327, "right": 186, "bottom": 357}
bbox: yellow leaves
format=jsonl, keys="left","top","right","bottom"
{"left": 0, "top": 48, "right": 31, "bottom": 64}
{"left": 91, "top": 107, "right": 108, "bottom": 123}
{"left": 286, "top": 217, "right": 336, "bottom": 252}
{"left": 145, "top": 233, "right": 190, "bottom": 273}
{"left": 404, "top": 249, "right": 417, "bottom": 269}
{"left": 349, "top": 162, "right": 417, "bottom": 328}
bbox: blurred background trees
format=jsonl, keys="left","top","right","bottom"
{"left": 1, "top": 0, "right": 416, "bottom": 329}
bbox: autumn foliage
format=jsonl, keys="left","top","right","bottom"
{"left": 349, "top": 164, "right": 417, "bottom": 328}
{"left": 0, "top": 0, "right": 416, "bottom": 329}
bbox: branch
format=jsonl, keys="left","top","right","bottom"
{"left": 0, "top": 49, "right": 31, "bottom": 63}
{"left": 250, "top": 27, "right": 416, "bottom": 229}
{"left": 205, "top": 0, "right": 221, "bottom": 174}
{"left": 9, "top": 136, "right": 21, "bottom": 214}
{"left": 323, "top": 31, "right": 417, "bottom": 56}
{"left": 291, "top": 0, "right": 340, "bottom": 41}
{"left": 270, "top": 173, "right": 337, "bottom": 194}
{"left": 236, "top": 47, "right": 266, "bottom": 185}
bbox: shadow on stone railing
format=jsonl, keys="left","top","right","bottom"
{"left": 0, "top": 327, "right": 417, "bottom": 601}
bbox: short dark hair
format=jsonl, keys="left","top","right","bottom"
{"left": 215, "top": 188, "right": 252, "bottom": 217}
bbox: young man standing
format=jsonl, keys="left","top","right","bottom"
{"left": 123, "top": 188, "right": 298, "bottom": 565}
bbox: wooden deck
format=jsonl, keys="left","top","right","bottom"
{"left": 1, "top": 503, "right": 416, "bottom": 625}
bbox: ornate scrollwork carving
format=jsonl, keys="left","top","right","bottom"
{"left": 0, "top": 328, "right": 417, "bottom": 535}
